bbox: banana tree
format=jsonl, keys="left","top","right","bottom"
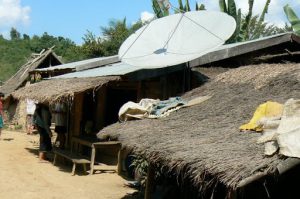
{"left": 153, "top": 0, "right": 205, "bottom": 18}
{"left": 219, "top": 0, "right": 271, "bottom": 43}
{"left": 152, "top": 0, "right": 169, "bottom": 18}
{"left": 284, "top": 4, "right": 300, "bottom": 36}
{"left": 219, "top": 0, "right": 242, "bottom": 43}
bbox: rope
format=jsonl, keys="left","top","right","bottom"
{"left": 119, "top": 22, "right": 152, "bottom": 59}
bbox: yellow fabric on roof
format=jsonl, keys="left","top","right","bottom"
{"left": 240, "top": 101, "right": 283, "bottom": 132}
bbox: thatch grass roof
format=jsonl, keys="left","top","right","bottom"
{"left": 99, "top": 63, "right": 300, "bottom": 192}
{"left": 0, "top": 49, "right": 62, "bottom": 95}
{"left": 11, "top": 76, "right": 119, "bottom": 103}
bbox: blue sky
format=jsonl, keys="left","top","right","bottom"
{"left": 0, "top": 0, "right": 299, "bottom": 45}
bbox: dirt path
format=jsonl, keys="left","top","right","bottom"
{"left": 0, "top": 130, "right": 135, "bottom": 199}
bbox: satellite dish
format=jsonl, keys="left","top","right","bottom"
{"left": 119, "top": 11, "right": 236, "bottom": 68}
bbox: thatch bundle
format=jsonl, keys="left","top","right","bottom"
{"left": 99, "top": 63, "right": 300, "bottom": 192}
{"left": 11, "top": 76, "right": 119, "bottom": 103}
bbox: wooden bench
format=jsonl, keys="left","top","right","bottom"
{"left": 53, "top": 149, "right": 91, "bottom": 176}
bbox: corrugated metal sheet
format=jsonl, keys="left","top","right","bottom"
{"left": 53, "top": 62, "right": 140, "bottom": 79}
{"left": 35, "top": 55, "right": 119, "bottom": 71}
{"left": 215, "top": 33, "right": 289, "bottom": 50}
{"left": 189, "top": 33, "right": 293, "bottom": 67}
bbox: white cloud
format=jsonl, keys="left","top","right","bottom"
{"left": 0, "top": 0, "right": 31, "bottom": 30}
{"left": 141, "top": 11, "right": 155, "bottom": 23}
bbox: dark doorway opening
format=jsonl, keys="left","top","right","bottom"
{"left": 105, "top": 88, "right": 137, "bottom": 126}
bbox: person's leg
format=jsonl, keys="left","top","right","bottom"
{"left": 39, "top": 151, "right": 46, "bottom": 160}
{"left": 0, "top": 116, "right": 3, "bottom": 138}
{"left": 39, "top": 128, "right": 49, "bottom": 161}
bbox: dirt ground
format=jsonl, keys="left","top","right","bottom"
{"left": 0, "top": 130, "right": 136, "bottom": 199}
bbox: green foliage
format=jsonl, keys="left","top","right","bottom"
{"left": 10, "top": 28, "right": 21, "bottom": 40}
{"left": 220, "top": 0, "right": 277, "bottom": 43}
{"left": 284, "top": 4, "right": 300, "bottom": 36}
{"left": 130, "top": 155, "right": 149, "bottom": 177}
{"left": 152, "top": 0, "right": 169, "bottom": 18}
{"left": 197, "top": 3, "right": 206, "bottom": 11}
{"left": 0, "top": 29, "right": 84, "bottom": 82}
{"left": 184, "top": 0, "right": 191, "bottom": 12}
{"left": 81, "top": 18, "right": 143, "bottom": 57}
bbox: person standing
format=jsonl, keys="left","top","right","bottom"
{"left": 26, "top": 98, "right": 36, "bottom": 135}
{"left": 33, "top": 104, "right": 52, "bottom": 161}
{"left": 52, "top": 103, "right": 67, "bottom": 149}
{"left": 0, "top": 92, "right": 4, "bottom": 139}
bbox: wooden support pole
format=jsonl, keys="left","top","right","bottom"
{"left": 117, "top": 148, "right": 122, "bottom": 175}
{"left": 90, "top": 146, "right": 96, "bottom": 175}
{"left": 53, "top": 154, "right": 57, "bottom": 166}
{"left": 145, "top": 163, "right": 155, "bottom": 199}
{"left": 72, "top": 163, "right": 76, "bottom": 176}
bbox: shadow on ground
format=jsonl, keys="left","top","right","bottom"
{"left": 24, "top": 147, "right": 90, "bottom": 175}
{"left": 2, "top": 138, "right": 14, "bottom": 141}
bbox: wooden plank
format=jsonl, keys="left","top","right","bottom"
{"left": 93, "top": 141, "right": 121, "bottom": 147}
{"left": 93, "top": 165, "right": 117, "bottom": 171}
{"left": 53, "top": 149, "right": 90, "bottom": 163}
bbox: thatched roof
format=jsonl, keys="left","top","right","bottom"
{"left": 0, "top": 48, "right": 62, "bottom": 95}
{"left": 11, "top": 76, "right": 119, "bottom": 103}
{"left": 99, "top": 63, "right": 300, "bottom": 192}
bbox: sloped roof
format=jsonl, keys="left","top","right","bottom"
{"left": 11, "top": 76, "right": 119, "bottom": 104}
{"left": 0, "top": 49, "right": 63, "bottom": 95}
{"left": 34, "top": 55, "right": 119, "bottom": 72}
{"left": 189, "top": 33, "right": 300, "bottom": 67}
{"left": 52, "top": 62, "right": 139, "bottom": 78}
{"left": 99, "top": 63, "right": 300, "bottom": 193}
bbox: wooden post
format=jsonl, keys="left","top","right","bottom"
{"left": 53, "top": 154, "right": 57, "bottom": 165}
{"left": 145, "top": 163, "right": 155, "bottom": 199}
{"left": 117, "top": 148, "right": 122, "bottom": 175}
{"left": 90, "top": 145, "right": 96, "bottom": 175}
{"left": 72, "top": 163, "right": 76, "bottom": 176}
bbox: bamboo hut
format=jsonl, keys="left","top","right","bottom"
{"left": 0, "top": 48, "right": 62, "bottom": 96}
{"left": 1, "top": 48, "right": 63, "bottom": 128}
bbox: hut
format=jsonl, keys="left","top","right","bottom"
{"left": 0, "top": 48, "right": 63, "bottom": 128}
{"left": 11, "top": 59, "right": 200, "bottom": 165}
{"left": 99, "top": 63, "right": 300, "bottom": 198}
{"left": 97, "top": 33, "right": 300, "bottom": 198}
{"left": 0, "top": 48, "right": 62, "bottom": 96}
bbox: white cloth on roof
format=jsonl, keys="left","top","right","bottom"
{"left": 118, "top": 99, "right": 159, "bottom": 122}
{"left": 277, "top": 99, "right": 300, "bottom": 158}
{"left": 257, "top": 98, "right": 300, "bottom": 157}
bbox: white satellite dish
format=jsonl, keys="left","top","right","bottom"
{"left": 119, "top": 11, "right": 236, "bottom": 68}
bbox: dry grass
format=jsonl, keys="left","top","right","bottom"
{"left": 11, "top": 76, "right": 119, "bottom": 104}
{"left": 99, "top": 63, "right": 300, "bottom": 192}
